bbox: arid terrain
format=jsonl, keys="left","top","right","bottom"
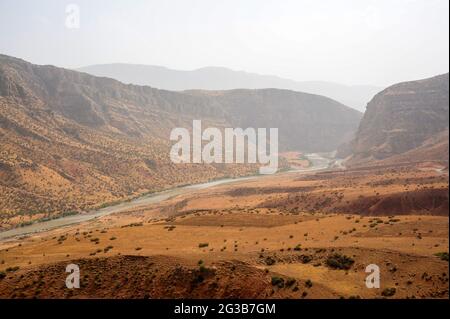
{"left": 0, "top": 54, "right": 360, "bottom": 229}
{"left": 0, "top": 56, "right": 448, "bottom": 300}
{"left": 1, "top": 0, "right": 449, "bottom": 307}
{"left": 0, "top": 159, "right": 448, "bottom": 299}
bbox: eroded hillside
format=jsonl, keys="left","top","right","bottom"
{"left": 0, "top": 54, "right": 361, "bottom": 228}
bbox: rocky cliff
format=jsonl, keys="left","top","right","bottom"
{"left": 347, "top": 73, "right": 449, "bottom": 165}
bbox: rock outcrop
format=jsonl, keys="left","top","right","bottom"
{"left": 347, "top": 73, "right": 449, "bottom": 165}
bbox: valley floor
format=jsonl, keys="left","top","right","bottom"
{"left": 0, "top": 161, "right": 448, "bottom": 299}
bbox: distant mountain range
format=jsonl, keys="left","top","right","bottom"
{"left": 344, "top": 73, "right": 449, "bottom": 166}
{"left": 77, "top": 64, "right": 383, "bottom": 112}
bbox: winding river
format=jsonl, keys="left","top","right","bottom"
{"left": 0, "top": 153, "right": 332, "bottom": 241}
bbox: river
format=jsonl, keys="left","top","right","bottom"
{"left": 0, "top": 153, "right": 332, "bottom": 241}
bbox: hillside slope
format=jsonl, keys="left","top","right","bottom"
{"left": 0, "top": 54, "right": 361, "bottom": 226}
{"left": 346, "top": 73, "right": 449, "bottom": 166}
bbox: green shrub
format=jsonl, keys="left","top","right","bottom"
{"left": 265, "top": 256, "right": 276, "bottom": 266}
{"left": 271, "top": 276, "right": 285, "bottom": 288}
{"left": 5, "top": 266, "right": 19, "bottom": 272}
{"left": 435, "top": 252, "right": 449, "bottom": 262}
{"left": 305, "top": 279, "right": 313, "bottom": 288}
{"left": 286, "top": 278, "right": 296, "bottom": 287}
{"left": 325, "top": 253, "right": 354, "bottom": 270}
{"left": 300, "top": 255, "right": 312, "bottom": 264}
{"left": 381, "top": 288, "right": 396, "bottom": 297}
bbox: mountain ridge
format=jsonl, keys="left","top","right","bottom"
{"left": 77, "top": 63, "right": 382, "bottom": 112}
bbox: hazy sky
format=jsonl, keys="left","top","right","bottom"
{"left": 0, "top": 0, "right": 448, "bottom": 86}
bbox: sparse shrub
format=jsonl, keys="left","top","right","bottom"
{"left": 198, "top": 243, "right": 209, "bottom": 248}
{"left": 325, "top": 253, "right": 354, "bottom": 270}
{"left": 5, "top": 266, "right": 19, "bottom": 272}
{"left": 121, "top": 222, "right": 143, "bottom": 228}
{"left": 435, "top": 252, "right": 449, "bottom": 262}
{"left": 193, "top": 274, "right": 204, "bottom": 284}
{"left": 104, "top": 245, "right": 113, "bottom": 253}
{"left": 286, "top": 278, "right": 296, "bottom": 287}
{"left": 271, "top": 276, "right": 285, "bottom": 288}
{"left": 299, "top": 255, "right": 312, "bottom": 264}
{"left": 265, "top": 256, "right": 276, "bottom": 266}
{"left": 305, "top": 279, "right": 313, "bottom": 288}
{"left": 381, "top": 287, "right": 396, "bottom": 297}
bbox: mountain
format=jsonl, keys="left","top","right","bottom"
{"left": 345, "top": 73, "right": 449, "bottom": 166}
{"left": 0, "top": 54, "right": 361, "bottom": 225}
{"left": 183, "top": 88, "right": 362, "bottom": 152}
{"left": 77, "top": 64, "right": 382, "bottom": 112}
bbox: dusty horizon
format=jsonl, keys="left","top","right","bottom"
{"left": 0, "top": 0, "right": 449, "bottom": 87}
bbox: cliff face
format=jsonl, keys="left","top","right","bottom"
{"left": 1, "top": 54, "right": 361, "bottom": 152}
{"left": 0, "top": 55, "right": 243, "bottom": 221}
{"left": 184, "top": 89, "right": 362, "bottom": 152}
{"left": 347, "top": 73, "right": 449, "bottom": 165}
{"left": 0, "top": 54, "right": 361, "bottom": 221}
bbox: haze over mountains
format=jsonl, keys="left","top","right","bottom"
{"left": 345, "top": 73, "right": 449, "bottom": 166}
{"left": 77, "top": 64, "right": 383, "bottom": 112}
{"left": 0, "top": 54, "right": 361, "bottom": 223}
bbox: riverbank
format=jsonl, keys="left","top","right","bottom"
{"left": 0, "top": 153, "right": 332, "bottom": 241}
